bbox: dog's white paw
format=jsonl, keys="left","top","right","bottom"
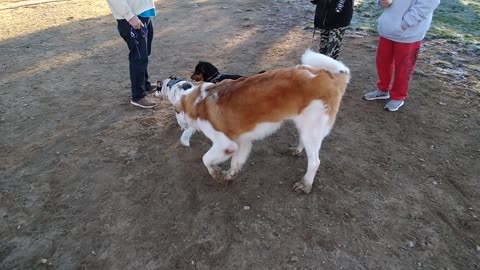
{"left": 289, "top": 146, "right": 304, "bottom": 156}
{"left": 224, "top": 169, "right": 238, "bottom": 181}
{"left": 208, "top": 165, "right": 224, "bottom": 182}
{"left": 292, "top": 181, "right": 312, "bottom": 194}
{"left": 180, "top": 137, "right": 190, "bottom": 147}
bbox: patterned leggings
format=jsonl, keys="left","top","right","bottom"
{"left": 319, "top": 27, "right": 347, "bottom": 60}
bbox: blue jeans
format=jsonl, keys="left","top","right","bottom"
{"left": 117, "top": 17, "right": 154, "bottom": 102}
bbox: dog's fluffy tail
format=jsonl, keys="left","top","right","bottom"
{"left": 301, "top": 49, "right": 350, "bottom": 75}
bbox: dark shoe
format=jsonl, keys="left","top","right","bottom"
{"left": 131, "top": 97, "right": 158, "bottom": 109}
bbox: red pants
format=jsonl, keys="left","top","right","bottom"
{"left": 376, "top": 36, "right": 421, "bottom": 101}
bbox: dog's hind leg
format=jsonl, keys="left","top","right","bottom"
{"left": 197, "top": 119, "right": 238, "bottom": 181}
{"left": 225, "top": 139, "right": 253, "bottom": 181}
{"left": 289, "top": 125, "right": 305, "bottom": 156}
{"left": 292, "top": 101, "right": 332, "bottom": 193}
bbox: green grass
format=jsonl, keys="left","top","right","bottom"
{"left": 352, "top": 0, "right": 480, "bottom": 49}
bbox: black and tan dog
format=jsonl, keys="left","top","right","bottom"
{"left": 190, "top": 61, "right": 244, "bottom": 83}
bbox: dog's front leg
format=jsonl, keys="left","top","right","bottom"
{"left": 225, "top": 140, "right": 252, "bottom": 181}
{"left": 197, "top": 119, "right": 237, "bottom": 181}
{"left": 180, "top": 126, "right": 196, "bottom": 147}
{"left": 202, "top": 144, "right": 229, "bottom": 181}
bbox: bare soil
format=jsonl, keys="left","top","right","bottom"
{"left": 1, "top": 0, "right": 479, "bottom": 269}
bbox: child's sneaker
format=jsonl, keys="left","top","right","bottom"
{"left": 384, "top": 100, "right": 405, "bottom": 112}
{"left": 364, "top": 89, "right": 390, "bottom": 100}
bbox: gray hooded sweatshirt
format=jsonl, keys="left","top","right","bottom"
{"left": 377, "top": 0, "right": 440, "bottom": 43}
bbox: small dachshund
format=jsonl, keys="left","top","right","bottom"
{"left": 190, "top": 61, "right": 244, "bottom": 83}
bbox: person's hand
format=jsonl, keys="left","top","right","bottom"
{"left": 128, "top": 16, "right": 144, "bottom": 29}
{"left": 379, "top": 0, "right": 392, "bottom": 8}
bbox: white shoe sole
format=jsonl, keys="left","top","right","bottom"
{"left": 130, "top": 100, "right": 157, "bottom": 109}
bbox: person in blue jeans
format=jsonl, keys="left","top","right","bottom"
{"left": 106, "top": 0, "right": 158, "bottom": 109}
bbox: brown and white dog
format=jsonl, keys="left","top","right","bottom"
{"left": 159, "top": 50, "right": 350, "bottom": 193}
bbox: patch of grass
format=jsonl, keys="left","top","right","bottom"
{"left": 351, "top": 1, "right": 382, "bottom": 31}
{"left": 352, "top": 0, "right": 480, "bottom": 49}
{"left": 429, "top": 0, "right": 480, "bottom": 46}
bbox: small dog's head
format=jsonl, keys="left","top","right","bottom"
{"left": 190, "top": 61, "right": 219, "bottom": 82}
{"left": 155, "top": 75, "right": 195, "bottom": 110}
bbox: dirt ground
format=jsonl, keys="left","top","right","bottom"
{"left": 1, "top": 0, "right": 479, "bottom": 269}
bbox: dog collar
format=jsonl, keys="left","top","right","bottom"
{"left": 207, "top": 72, "right": 222, "bottom": 83}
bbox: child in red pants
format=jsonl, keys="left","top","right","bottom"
{"left": 364, "top": 0, "right": 440, "bottom": 111}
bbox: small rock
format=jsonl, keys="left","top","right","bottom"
{"left": 476, "top": 245, "right": 480, "bottom": 252}
{"left": 91, "top": 251, "right": 96, "bottom": 256}
{"left": 437, "top": 101, "right": 447, "bottom": 106}
{"left": 408, "top": 241, "right": 415, "bottom": 248}
{"left": 290, "top": 255, "right": 299, "bottom": 262}
{"left": 40, "top": 259, "right": 48, "bottom": 264}
{"left": 433, "top": 181, "right": 438, "bottom": 185}
{"left": 191, "top": 260, "right": 195, "bottom": 265}
{"left": 243, "top": 206, "right": 250, "bottom": 211}
{"left": 432, "top": 59, "right": 453, "bottom": 67}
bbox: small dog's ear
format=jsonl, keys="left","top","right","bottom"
{"left": 181, "top": 83, "right": 193, "bottom": 90}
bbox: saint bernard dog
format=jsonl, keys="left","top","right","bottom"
{"left": 157, "top": 50, "right": 350, "bottom": 193}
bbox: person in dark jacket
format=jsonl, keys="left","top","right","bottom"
{"left": 311, "top": 0, "right": 354, "bottom": 59}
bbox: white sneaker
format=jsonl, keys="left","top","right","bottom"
{"left": 384, "top": 100, "right": 405, "bottom": 112}
{"left": 364, "top": 89, "right": 390, "bottom": 100}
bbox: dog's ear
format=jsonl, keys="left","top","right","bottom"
{"left": 181, "top": 83, "right": 193, "bottom": 90}
{"left": 199, "top": 62, "right": 218, "bottom": 78}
